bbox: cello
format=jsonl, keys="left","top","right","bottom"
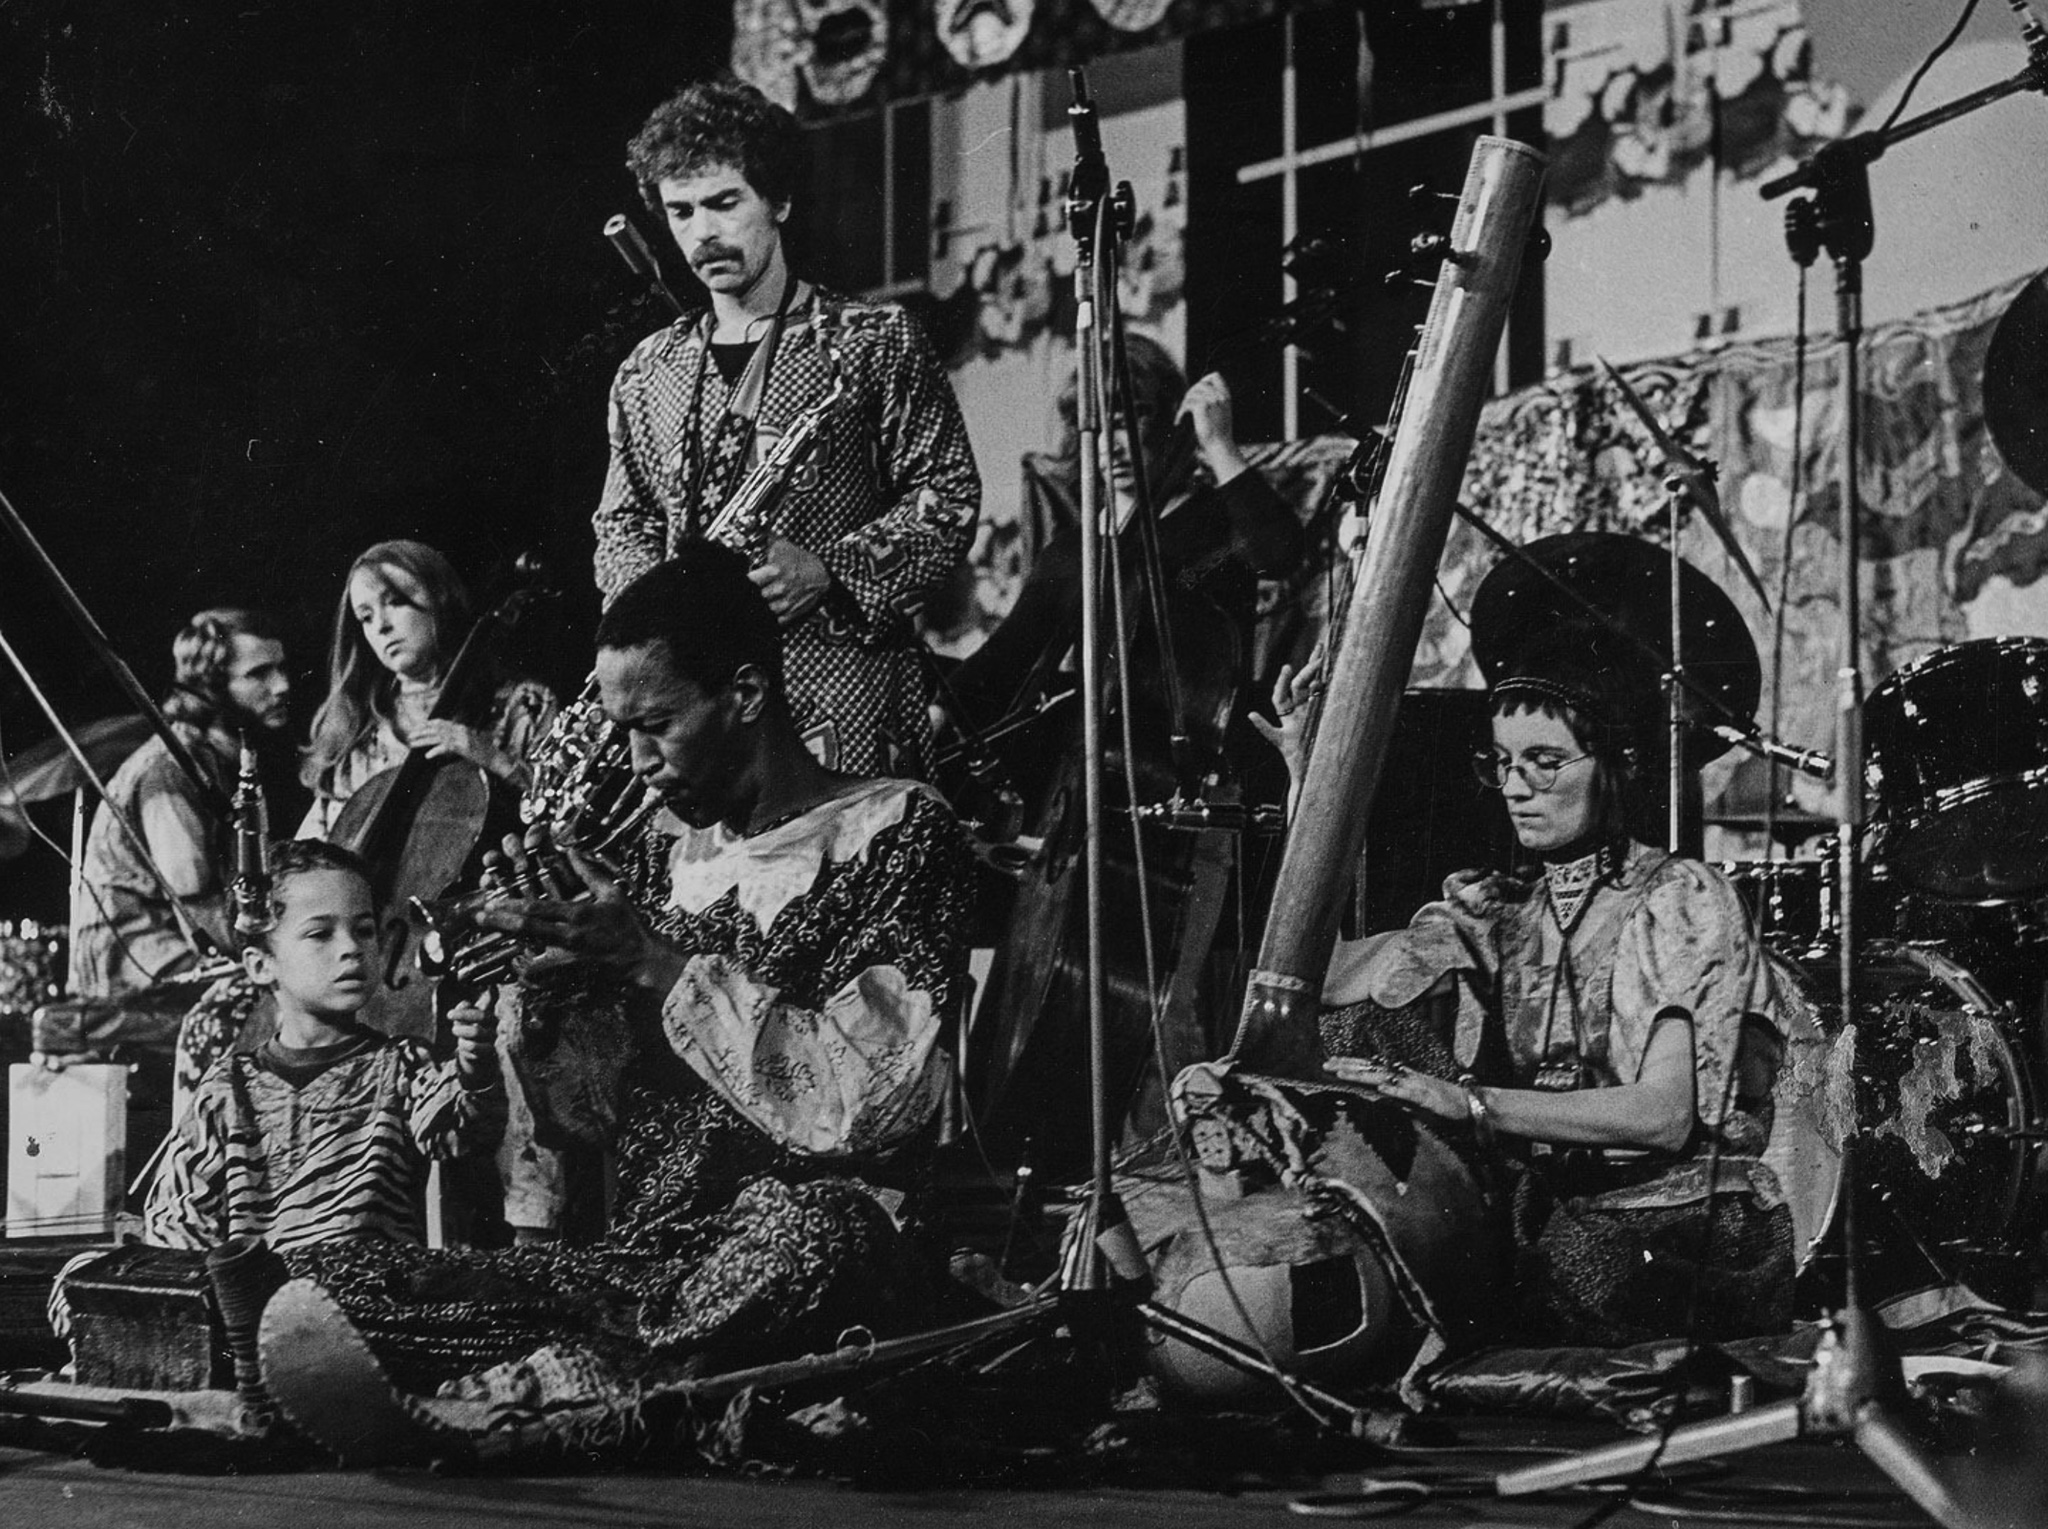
{"left": 330, "top": 562, "right": 551, "bottom": 1043}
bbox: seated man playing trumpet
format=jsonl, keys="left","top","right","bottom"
{"left": 264, "top": 541, "right": 975, "bottom": 1449}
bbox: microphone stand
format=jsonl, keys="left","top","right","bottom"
{"left": 0, "top": 485, "right": 233, "bottom": 822}
{"left": 1763, "top": 9, "right": 2048, "bottom": 1029}
{"left": 1497, "top": 1146, "right": 1990, "bottom": 1529}
{"left": 1043, "top": 69, "right": 1376, "bottom": 1432}
{"left": 1063, "top": 79, "right": 1123, "bottom": 1314}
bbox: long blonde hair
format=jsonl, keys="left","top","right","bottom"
{"left": 299, "top": 541, "right": 473, "bottom": 796}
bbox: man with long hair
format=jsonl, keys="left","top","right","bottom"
{"left": 593, "top": 77, "right": 980, "bottom": 779}
{"left": 69, "top": 608, "right": 291, "bottom": 996}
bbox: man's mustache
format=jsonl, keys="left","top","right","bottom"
{"left": 691, "top": 245, "right": 741, "bottom": 268}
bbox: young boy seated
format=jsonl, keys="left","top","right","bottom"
{"left": 142, "top": 838, "right": 506, "bottom": 1253}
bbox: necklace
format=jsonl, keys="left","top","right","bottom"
{"left": 1542, "top": 846, "right": 1604, "bottom": 934}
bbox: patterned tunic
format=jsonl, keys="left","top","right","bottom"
{"left": 1324, "top": 840, "right": 1795, "bottom": 1343}
{"left": 69, "top": 729, "right": 235, "bottom": 996}
{"left": 593, "top": 292, "right": 980, "bottom": 776}
{"left": 289, "top": 777, "right": 975, "bottom": 1393}
{"left": 144, "top": 1035, "right": 506, "bottom": 1254}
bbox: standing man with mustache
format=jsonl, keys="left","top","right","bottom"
{"left": 69, "top": 608, "right": 292, "bottom": 997}
{"left": 594, "top": 78, "right": 980, "bottom": 779}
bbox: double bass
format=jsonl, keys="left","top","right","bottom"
{"left": 330, "top": 565, "right": 550, "bottom": 1042}
{"left": 963, "top": 416, "right": 1259, "bottom": 1179}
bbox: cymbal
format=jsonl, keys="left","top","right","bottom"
{"left": 1470, "top": 531, "right": 1762, "bottom": 766}
{"left": 1986, "top": 273, "right": 2048, "bottom": 497}
{"left": 0, "top": 716, "right": 155, "bottom": 806}
{"left": 1598, "top": 358, "right": 1769, "bottom": 609}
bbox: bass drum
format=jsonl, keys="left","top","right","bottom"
{"left": 1766, "top": 941, "right": 2038, "bottom": 1298}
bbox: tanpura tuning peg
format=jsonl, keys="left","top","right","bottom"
{"left": 1110, "top": 181, "right": 1137, "bottom": 241}
{"left": 1410, "top": 232, "right": 1475, "bottom": 267}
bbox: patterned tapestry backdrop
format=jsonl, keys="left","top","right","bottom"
{"left": 732, "top": 0, "right": 1328, "bottom": 117}
{"left": 1372, "top": 271, "right": 2048, "bottom": 816}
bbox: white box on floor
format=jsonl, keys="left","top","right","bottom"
{"left": 7, "top": 1062, "right": 128, "bottom": 1239}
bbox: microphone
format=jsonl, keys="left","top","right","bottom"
{"left": 1706, "top": 723, "right": 1835, "bottom": 782}
{"left": 603, "top": 214, "right": 685, "bottom": 316}
{"left": 1065, "top": 70, "right": 1109, "bottom": 258}
{"left": 230, "top": 736, "right": 274, "bottom": 940}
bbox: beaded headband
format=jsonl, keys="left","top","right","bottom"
{"left": 1491, "top": 671, "right": 1643, "bottom": 772}
{"left": 1489, "top": 674, "right": 1601, "bottom": 715}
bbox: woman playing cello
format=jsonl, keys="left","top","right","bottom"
{"left": 299, "top": 540, "right": 555, "bottom": 837}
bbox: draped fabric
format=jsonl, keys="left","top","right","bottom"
{"left": 1374, "top": 275, "right": 2048, "bottom": 816}
{"left": 733, "top": 0, "right": 1337, "bottom": 121}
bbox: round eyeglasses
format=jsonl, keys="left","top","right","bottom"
{"left": 1471, "top": 750, "right": 1592, "bottom": 793}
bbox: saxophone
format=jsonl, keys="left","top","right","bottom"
{"left": 699, "top": 307, "right": 848, "bottom": 560}
{"left": 418, "top": 310, "right": 857, "bottom": 987}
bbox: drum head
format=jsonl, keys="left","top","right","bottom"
{"left": 1768, "top": 943, "right": 2036, "bottom": 1286}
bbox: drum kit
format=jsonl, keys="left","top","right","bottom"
{"left": 1462, "top": 263, "right": 2048, "bottom": 1306}
{"left": 1725, "top": 634, "right": 2048, "bottom": 1302}
{"left": 1471, "top": 513, "right": 2048, "bottom": 1303}
{"left": 0, "top": 714, "right": 159, "bottom": 1031}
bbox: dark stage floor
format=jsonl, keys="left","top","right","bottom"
{"left": 0, "top": 1416, "right": 1947, "bottom": 1528}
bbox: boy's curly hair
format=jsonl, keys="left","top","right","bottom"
{"left": 251, "top": 837, "right": 381, "bottom": 945}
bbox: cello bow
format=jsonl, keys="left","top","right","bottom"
{"left": 1229, "top": 136, "right": 1548, "bottom": 1078}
